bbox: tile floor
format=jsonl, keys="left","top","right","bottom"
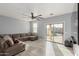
{"left": 16, "top": 39, "right": 74, "bottom": 56}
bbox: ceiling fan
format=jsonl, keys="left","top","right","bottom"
{"left": 30, "top": 12, "right": 54, "bottom": 19}
{"left": 31, "top": 12, "right": 42, "bottom": 19}
{"left": 23, "top": 12, "right": 42, "bottom": 21}
{"left": 22, "top": 12, "right": 54, "bottom": 21}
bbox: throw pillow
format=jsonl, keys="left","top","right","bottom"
{"left": 13, "top": 39, "right": 19, "bottom": 44}
{"left": 0, "top": 38, "right": 9, "bottom": 49}
{"left": 0, "top": 38, "right": 4, "bottom": 49}
{"left": 3, "top": 40, "right": 9, "bottom": 49}
{"left": 5, "top": 40, "right": 13, "bottom": 47}
{"left": 3, "top": 35, "right": 14, "bottom": 46}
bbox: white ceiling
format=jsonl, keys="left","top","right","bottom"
{"left": 0, "top": 3, "right": 77, "bottom": 21}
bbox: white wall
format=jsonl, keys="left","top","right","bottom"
{"left": 0, "top": 15, "right": 30, "bottom": 34}
{"left": 37, "top": 12, "right": 77, "bottom": 42}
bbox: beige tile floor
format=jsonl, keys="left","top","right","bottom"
{"left": 16, "top": 39, "right": 74, "bottom": 56}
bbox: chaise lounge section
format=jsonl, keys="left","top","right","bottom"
{"left": 0, "top": 33, "right": 38, "bottom": 56}
{"left": 0, "top": 36, "right": 25, "bottom": 56}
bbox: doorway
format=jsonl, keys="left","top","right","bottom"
{"left": 47, "top": 23, "right": 64, "bottom": 44}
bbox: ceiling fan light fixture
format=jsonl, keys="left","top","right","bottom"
{"left": 50, "top": 13, "right": 54, "bottom": 15}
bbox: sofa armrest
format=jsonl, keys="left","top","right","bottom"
{"left": 0, "top": 42, "right": 25, "bottom": 56}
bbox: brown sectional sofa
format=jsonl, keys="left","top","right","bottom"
{"left": 0, "top": 42, "right": 25, "bottom": 56}
{"left": 0, "top": 38, "right": 25, "bottom": 56}
{"left": 0, "top": 33, "right": 38, "bottom": 56}
{"left": 11, "top": 33, "right": 38, "bottom": 41}
{"left": 0, "top": 33, "right": 38, "bottom": 41}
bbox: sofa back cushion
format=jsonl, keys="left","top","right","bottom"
{"left": 20, "top": 33, "right": 26, "bottom": 37}
{"left": 0, "top": 38, "right": 4, "bottom": 49}
{"left": 0, "top": 35, "right": 3, "bottom": 38}
{"left": 5, "top": 40, "right": 14, "bottom": 47}
{"left": 12, "top": 34, "right": 20, "bottom": 39}
{"left": 0, "top": 38, "right": 9, "bottom": 49}
{"left": 31, "top": 33, "right": 37, "bottom": 36}
{"left": 3, "top": 40, "right": 10, "bottom": 49}
{"left": 0, "top": 34, "right": 6, "bottom": 38}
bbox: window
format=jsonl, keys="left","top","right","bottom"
{"left": 33, "top": 22, "right": 37, "bottom": 33}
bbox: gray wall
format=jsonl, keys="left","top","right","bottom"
{"left": 71, "top": 12, "right": 78, "bottom": 43}
{"left": 37, "top": 12, "right": 77, "bottom": 42}
{"left": 0, "top": 15, "right": 30, "bottom": 34}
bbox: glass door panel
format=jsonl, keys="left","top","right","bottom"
{"left": 47, "top": 24, "right": 53, "bottom": 41}
{"left": 53, "top": 24, "right": 63, "bottom": 44}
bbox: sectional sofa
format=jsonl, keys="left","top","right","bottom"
{"left": 0, "top": 33, "right": 38, "bottom": 56}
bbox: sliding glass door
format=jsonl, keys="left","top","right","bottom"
{"left": 47, "top": 24, "right": 53, "bottom": 41}
{"left": 47, "top": 23, "right": 64, "bottom": 44}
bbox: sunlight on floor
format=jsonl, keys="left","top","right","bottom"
{"left": 57, "top": 44, "right": 74, "bottom": 56}
{"left": 45, "top": 41, "right": 55, "bottom": 56}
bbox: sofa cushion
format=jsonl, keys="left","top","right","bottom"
{"left": 3, "top": 35, "right": 14, "bottom": 46}
{"left": 0, "top": 38, "right": 4, "bottom": 49}
{"left": 0, "top": 35, "right": 3, "bottom": 38}
{"left": 0, "top": 34, "right": 6, "bottom": 38}
{"left": 18, "top": 36, "right": 30, "bottom": 41}
{"left": 4, "top": 40, "right": 10, "bottom": 49}
{"left": 31, "top": 33, "right": 37, "bottom": 36}
{"left": 13, "top": 39, "right": 19, "bottom": 44}
{"left": 12, "top": 34, "right": 20, "bottom": 39}
{"left": 25, "top": 33, "right": 28, "bottom": 36}
{"left": 8, "top": 34, "right": 12, "bottom": 38}
{"left": 27, "top": 33, "right": 31, "bottom": 36}
{"left": 0, "top": 38, "right": 9, "bottom": 49}
{"left": 20, "top": 33, "right": 26, "bottom": 37}
{"left": 5, "top": 40, "right": 14, "bottom": 47}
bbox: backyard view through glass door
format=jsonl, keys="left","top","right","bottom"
{"left": 47, "top": 23, "right": 64, "bottom": 44}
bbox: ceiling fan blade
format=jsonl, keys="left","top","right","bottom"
{"left": 31, "top": 12, "right": 34, "bottom": 19}
{"left": 35, "top": 14, "right": 42, "bottom": 18}
{"left": 50, "top": 13, "right": 54, "bottom": 15}
{"left": 38, "top": 14, "right": 42, "bottom": 16}
{"left": 37, "top": 17, "right": 44, "bottom": 20}
{"left": 22, "top": 15, "right": 31, "bottom": 18}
